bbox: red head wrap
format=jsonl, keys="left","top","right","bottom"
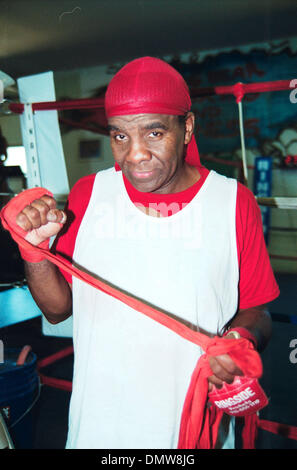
{"left": 105, "top": 57, "right": 200, "bottom": 168}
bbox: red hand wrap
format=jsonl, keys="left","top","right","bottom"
{"left": 177, "top": 335, "right": 268, "bottom": 449}
{"left": 223, "top": 327, "right": 258, "bottom": 349}
{"left": 0, "top": 188, "right": 53, "bottom": 263}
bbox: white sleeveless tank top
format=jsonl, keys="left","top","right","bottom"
{"left": 66, "top": 168, "right": 238, "bottom": 449}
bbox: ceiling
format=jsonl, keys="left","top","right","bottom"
{"left": 0, "top": 0, "right": 297, "bottom": 82}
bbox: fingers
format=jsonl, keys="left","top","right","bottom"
{"left": 208, "top": 374, "right": 224, "bottom": 390}
{"left": 47, "top": 209, "right": 67, "bottom": 224}
{"left": 30, "top": 199, "right": 52, "bottom": 225}
{"left": 16, "top": 196, "right": 66, "bottom": 231}
{"left": 208, "top": 354, "right": 243, "bottom": 390}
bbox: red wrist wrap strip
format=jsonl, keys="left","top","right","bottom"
{"left": 0, "top": 188, "right": 53, "bottom": 262}
{"left": 18, "top": 239, "right": 50, "bottom": 262}
{"left": 0, "top": 188, "right": 269, "bottom": 449}
{"left": 223, "top": 327, "right": 258, "bottom": 349}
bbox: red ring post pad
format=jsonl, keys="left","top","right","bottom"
{"left": 208, "top": 375, "right": 269, "bottom": 417}
{"left": 0, "top": 188, "right": 53, "bottom": 262}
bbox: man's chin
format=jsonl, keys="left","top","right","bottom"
{"left": 130, "top": 179, "right": 157, "bottom": 193}
{"left": 124, "top": 172, "right": 160, "bottom": 193}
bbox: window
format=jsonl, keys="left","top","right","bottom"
{"left": 4, "top": 146, "right": 27, "bottom": 175}
{"left": 2, "top": 146, "right": 27, "bottom": 194}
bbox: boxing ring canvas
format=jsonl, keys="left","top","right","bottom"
{"left": 17, "top": 71, "right": 73, "bottom": 338}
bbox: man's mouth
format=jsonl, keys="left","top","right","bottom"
{"left": 131, "top": 170, "right": 155, "bottom": 179}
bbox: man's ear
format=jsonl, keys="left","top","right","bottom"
{"left": 184, "top": 112, "right": 195, "bottom": 145}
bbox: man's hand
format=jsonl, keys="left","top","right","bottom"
{"left": 16, "top": 195, "right": 67, "bottom": 246}
{"left": 208, "top": 344, "right": 243, "bottom": 391}
{"left": 208, "top": 304, "right": 272, "bottom": 391}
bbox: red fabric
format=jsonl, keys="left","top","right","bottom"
{"left": 105, "top": 57, "right": 191, "bottom": 118}
{"left": 223, "top": 327, "right": 258, "bottom": 348}
{"left": 208, "top": 375, "right": 268, "bottom": 418}
{"left": 242, "top": 414, "right": 259, "bottom": 448}
{"left": 177, "top": 336, "right": 263, "bottom": 448}
{"left": 54, "top": 169, "right": 279, "bottom": 310}
{"left": 18, "top": 243, "right": 48, "bottom": 262}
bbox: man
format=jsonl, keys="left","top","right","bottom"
{"left": 11, "top": 57, "right": 279, "bottom": 449}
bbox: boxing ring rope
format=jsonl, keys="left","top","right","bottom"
{"left": 7, "top": 79, "right": 296, "bottom": 188}
{"left": 8, "top": 96, "right": 105, "bottom": 114}
{"left": 4, "top": 78, "right": 297, "bottom": 446}
{"left": 9, "top": 78, "right": 297, "bottom": 240}
{"left": 190, "top": 80, "right": 295, "bottom": 185}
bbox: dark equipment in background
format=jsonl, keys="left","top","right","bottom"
{"left": 0, "top": 126, "right": 26, "bottom": 289}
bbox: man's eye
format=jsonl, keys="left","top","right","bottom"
{"left": 115, "top": 134, "right": 126, "bottom": 141}
{"left": 149, "top": 131, "right": 162, "bottom": 137}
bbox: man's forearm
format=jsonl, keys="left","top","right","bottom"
{"left": 25, "top": 259, "right": 72, "bottom": 324}
{"left": 228, "top": 304, "right": 272, "bottom": 352}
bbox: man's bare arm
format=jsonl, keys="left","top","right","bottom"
{"left": 226, "top": 304, "right": 272, "bottom": 352}
{"left": 25, "top": 259, "right": 72, "bottom": 324}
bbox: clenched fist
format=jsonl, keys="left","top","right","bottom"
{"left": 16, "top": 194, "right": 67, "bottom": 246}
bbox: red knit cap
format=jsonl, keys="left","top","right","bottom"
{"left": 105, "top": 56, "right": 201, "bottom": 167}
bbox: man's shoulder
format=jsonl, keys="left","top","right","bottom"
{"left": 208, "top": 172, "right": 260, "bottom": 224}
{"left": 236, "top": 182, "right": 259, "bottom": 209}
{"left": 206, "top": 170, "right": 238, "bottom": 199}
{"left": 236, "top": 182, "right": 262, "bottom": 226}
{"left": 237, "top": 181, "right": 256, "bottom": 200}
{"left": 71, "top": 173, "right": 96, "bottom": 191}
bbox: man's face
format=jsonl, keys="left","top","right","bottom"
{"left": 107, "top": 113, "right": 194, "bottom": 194}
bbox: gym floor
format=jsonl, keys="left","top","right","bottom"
{"left": 1, "top": 272, "right": 297, "bottom": 450}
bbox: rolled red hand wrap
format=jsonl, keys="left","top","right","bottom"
{"left": 0, "top": 187, "right": 53, "bottom": 262}
{"left": 208, "top": 375, "right": 268, "bottom": 417}
{"left": 177, "top": 335, "right": 267, "bottom": 449}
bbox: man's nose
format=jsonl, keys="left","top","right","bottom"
{"left": 127, "top": 139, "right": 152, "bottom": 163}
